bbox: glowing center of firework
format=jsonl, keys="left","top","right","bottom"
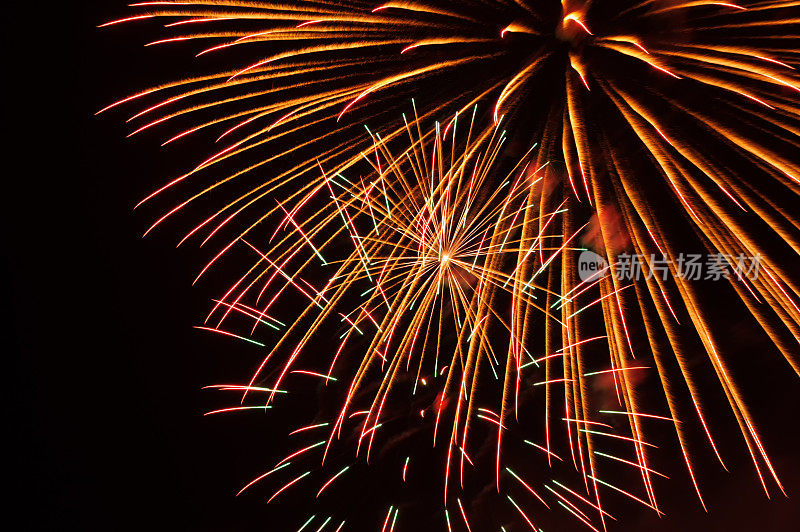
{"left": 441, "top": 252, "right": 451, "bottom": 264}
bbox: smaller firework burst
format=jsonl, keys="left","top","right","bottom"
{"left": 200, "top": 110, "right": 590, "bottom": 529}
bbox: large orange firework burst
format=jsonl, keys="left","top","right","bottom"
{"left": 100, "top": 0, "right": 800, "bottom": 530}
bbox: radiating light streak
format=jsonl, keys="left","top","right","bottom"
{"left": 237, "top": 462, "right": 292, "bottom": 496}
{"left": 290, "top": 370, "right": 339, "bottom": 382}
{"left": 277, "top": 441, "right": 327, "bottom": 467}
{"left": 594, "top": 451, "right": 669, "bottom": 479}
{"left": 586, "top": 475, "right": 664, "bottom": 514}
{"left": 583, "top": 366, "right": 649, "bottom": 377}
{"left": 290, "top": 423, "right": 330, "bottom": 436}
{"left": 297, "top": 515, "right": 316, "bottom": 532}
{"left": 204, "top": 405, "right": 272, "bottom": 416}
{"left": 316, "top": 466, "right": 350, "bottom": 498}
{"left": 598, "top": 410, "right": 676, "bottom": 422}
{"left": 268, "top": 471, "right": 312, "bottom": 504}
{"left": 506, "top": 468, "right": 550, "bottom": 509}
{"left": 456, "top": 499, "right": 472, "bottom": 532}
{"left": 524, "top": 440, "right": 563, "bottom": 462}
{"left": 506, "top": 496, "right": 537, "bottom": 530}
{"left": 194, "top": 326, "right": 266, "bottom": 347}
{"left": 315, "top": 516, "right": 333, "bottom": 532}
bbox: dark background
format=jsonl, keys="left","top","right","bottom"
{"left": 5, "top": 1, "right": 800, "bottom": 530}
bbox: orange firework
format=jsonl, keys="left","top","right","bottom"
{"left": 99, "top": 1, "right": 800, "bottom": 529}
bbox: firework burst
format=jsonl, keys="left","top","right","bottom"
{"left": 200, "top": 114, "right": 592, "bottom": 530}
{"left": 99, "top": 0, "right": 800, "bottom": 529}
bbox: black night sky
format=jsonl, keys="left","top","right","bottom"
{"left": 6, "top": 2, "right": 800, "bottom": 531}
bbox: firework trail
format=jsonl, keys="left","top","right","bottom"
{"left": 99, "top": 0, "right": 800, "bottom": 529}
